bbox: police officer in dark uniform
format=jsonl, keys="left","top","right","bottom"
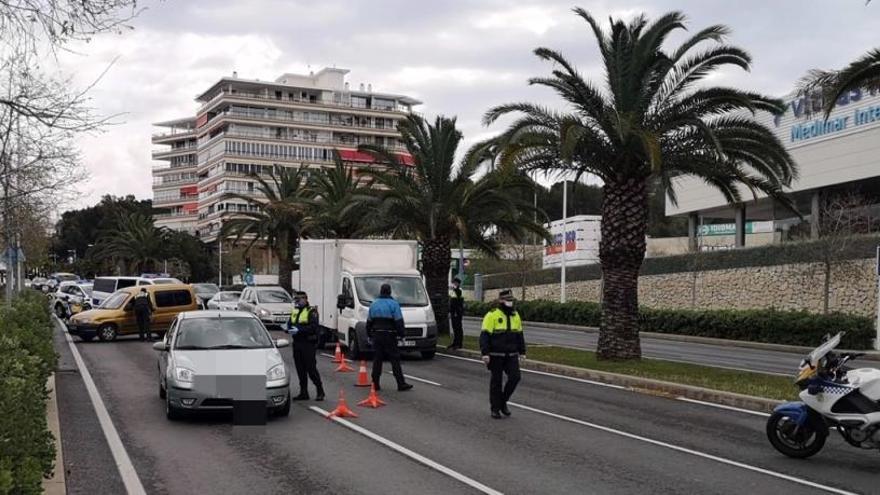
{"left": 366, "top": 283, "right": 413, "bottom": 392}
{"left": 288, "top": 291, "right": 325, "bottom": 401}
{"left": 133, "top": 288, "right": 155, "bottom": 342}
{"left": 448, "top": 277, "right": 464, "bottom": 350}
{"left": 480, "top": 289, "right": 526, "bottom": 419}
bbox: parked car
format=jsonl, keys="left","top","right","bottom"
{"left": 192, "top": 283, "right": 220, "bottom": 308}
{"left": 67, "top": 284, "right": 198, "bottom": 342}
{"left": 52, "top": 282, "right": 94, "bottom": 319}
{"left": 31, "top": 277, "right": 48, "bottom": 291}
{"left": 237, "top": 286, "right": 294, "bottom": 328}
{"left": 46, "top": 272, "right": 79, "bottom": 291}
{"left": 91, "top": 276, "right": 180, "bottom": 306}
{"left": 153, "top": 311, "right": 291, "bottom": 420}
{"left": 206, "top": 291, "right": 241, "bottom": 311}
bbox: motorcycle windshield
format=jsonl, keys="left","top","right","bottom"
{"left": 807, "top": 332, "right": 843, "bottom": 368}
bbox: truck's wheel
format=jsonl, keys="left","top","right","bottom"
{"left": 346, "top": 330, "right": 361, "bottom": 360}
{"left": 421, "top": 351, "right": 436, "bottom": 360}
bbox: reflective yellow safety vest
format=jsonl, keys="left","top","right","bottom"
{"left": 481, "top": 308, "right": 523, "bottom": 334}
{"left": 290, "top": 307, "right": 311, "bottom": 325}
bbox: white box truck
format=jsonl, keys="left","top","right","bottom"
{"left": 291, "top": 239, "right": 438, "bottom": 359}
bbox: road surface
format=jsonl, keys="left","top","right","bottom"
{"left": 464, "top": 319, "right": 807, "bottom": 375}
{"left": 54, "top": 319, "right": 875, "bottom": 495}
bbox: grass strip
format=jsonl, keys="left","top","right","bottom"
{"left": 439, "top": 335, "right": 796, "bottom": 401}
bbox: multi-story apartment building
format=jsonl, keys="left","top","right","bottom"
{"left": 151, "top": 68, "right": 420, "bottom": 268}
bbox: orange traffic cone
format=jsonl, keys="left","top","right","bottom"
{"left": 354, "top": 360, "right": 371, "bottom": 387}
{"left": 327, "top": 389, "right": 358, "bottom": 418}
{"left": 358, "top": 384, "right": 386, "bottom": 408}
{"left": 335, "top": 357, "right": 355, "bottom": 372}
{"left": 332, "top": 342, "right": 343, "bottom": 363}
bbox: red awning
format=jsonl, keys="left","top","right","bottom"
{"left": 180, "top": 185, "right": 197, "bottom": 195}
{"left": 337, "top": 149, "right": 415, "bottom": 167}
{"left": 182, "top": 202, "right": 198, "bottom": 213}
{"left": 195, "top": 114, "right": 208, "bottom": 128}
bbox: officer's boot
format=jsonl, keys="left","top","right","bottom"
{"left": 315, "top": 385, "right": 325, "bottom": 402}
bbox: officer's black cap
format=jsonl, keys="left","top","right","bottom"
{"left": 499, "top": 289, "right": 514, "bottom": 301}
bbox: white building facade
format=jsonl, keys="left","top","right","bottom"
{"left": 151, "top": 68, "right": 420, "bottom": 248}
{"left": 667, "top": 87, "right": 880, "bottom": 249}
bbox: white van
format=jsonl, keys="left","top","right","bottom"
{"left": 91, "top": 276, "right": 181, "bottom": 306}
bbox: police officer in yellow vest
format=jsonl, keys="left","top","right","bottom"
{"left": 288, "top": 291, "right": 325, "bottom": 401}
{"left": 480, "top": 289, "right": 526, "bottom": 419}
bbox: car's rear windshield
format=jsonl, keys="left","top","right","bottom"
{"left": 256, "top": 289, "right": 292, "bottom": 304}
{"left": 93, "top": 278, "right": 117, "bottom": 293}
{"left": 194, "top": 284, "right": 220, "bottom": 295}
{"left": 151, "top": 279, "right": 180, "bottom": 285}
{"left": 218, "top": 292, "right": 241, "bottom": 302}
{"left": 174, "top": 317, "right": 273, "bottom": 350}
{"left": 100, "top": 292, "right": 129, "bottom": 310}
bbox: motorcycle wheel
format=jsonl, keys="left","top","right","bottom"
{"left": 766, "top": 411, "right": 826, "bottom": 458}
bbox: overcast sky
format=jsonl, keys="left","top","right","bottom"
{"left": 56, "top": 0, "right": 880, "bottom": 209}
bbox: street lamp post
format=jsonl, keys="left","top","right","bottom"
{"left": 560, "top": 178, "right": 568, "bottom": 304}
{"left": 218, "top": 220, "right": 223, "bottom": 287}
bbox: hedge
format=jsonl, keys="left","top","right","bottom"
{"left": 0, "top": 291, "right": 57, "bottom": 495}
{"left": 481, "top": 234, "right": 880, "bottom": 290}
{"left": 464, "top": 299, "right": 874, "bottom": 349}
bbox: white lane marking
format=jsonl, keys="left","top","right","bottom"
{"left": 437, "top": 353, "right": 626, "bottom": 390}
{"left": 59, "top": 318, "right": 147, "bottom": 495}
{"left": 391, "top": 372, "right": 442, "bottom": 387}
{"left": 310, "top": 406, "right": 502, "bottom": 495}
{"left": 676, "top": 397, "right": 771, "bottom": 418}
{"left": 509, "top": 402, "right": 855, "bottom": 495}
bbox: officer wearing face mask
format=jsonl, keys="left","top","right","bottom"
{"left": 288, "top": 291, "right": 324, "bottom": 401}
{"left": 480, "top": 289, "right": 526, "bottom": 419}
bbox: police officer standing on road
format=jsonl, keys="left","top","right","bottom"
{"left": 480, "top": 289, "right": 526, "bottom": 419}
{"left": 448, "top": 277, "right": 464, "bottom": 350}
{"left": 288, "top": 291, "right": 325, "bottom": 401}
{"left": 367, "top": 283, "right": 413, "bottom": 392}
{"left": 133, "top": 288, "right": 155, "bottom": 342}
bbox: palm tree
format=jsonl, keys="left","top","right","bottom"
{"left": 360, "top": 114, "right": 546, "bottom": 334}
{"left": 800, "top": 48, "right": 880, "bottom": 116}
{"left": 221, "top": 166, "right": 313, "bottom": 292}
{"left": 306, "top": 151, "right": 377, "bottom": 238}
{"left": 92, "top": 212, "right": 170, "bottom": 273}
{"left": 486, "top": 9, "right": 797, "bottom": 359}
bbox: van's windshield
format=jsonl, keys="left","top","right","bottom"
{"left": 100, "top": 292, "right": 129, "bottom": 310}
{"left": 355, "top": 276, "right": 429, "bottom": 307}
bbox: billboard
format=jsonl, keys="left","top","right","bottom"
{"left": 542, "top": 215, "right": 601, "bottom": 269}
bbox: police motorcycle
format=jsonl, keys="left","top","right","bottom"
{"left": 767, "top": 332, "right": 880, "bottom": 458}
{"left": 57, "top": 297, "right": 92, "bottom": 322}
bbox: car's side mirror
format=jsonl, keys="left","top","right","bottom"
{"left": 152, "top": 341, "right": 168, "bottom": 351}
{"left": 275, "top": 338, "right": 290, "bottom": 348}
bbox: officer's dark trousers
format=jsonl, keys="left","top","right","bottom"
{"left": 450, "top": 310, "right": 463, "bottom": 347}
{"left": 371, "top": 332, "right": 405, "bottom": 387}
{"left": 292, "top": 341, "right": 323, "bottom": 394}
{"left": 136, "top": 313, "right": 151, "bottom": 340}
{"left": 489, "top": 355, "right": 521, "bottom": 412}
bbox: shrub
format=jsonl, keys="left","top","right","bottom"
{"left": 464, "top": 298, "right": 875, "bottom": 349}
{"left": 0, "top": 291, "right": 57, "bottom": 495}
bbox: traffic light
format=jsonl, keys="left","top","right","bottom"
{"left": 245, "top": 256, "right": 252, "bottom": 269}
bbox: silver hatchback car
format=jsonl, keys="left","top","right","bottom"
{"left": 154, "top": 311, "right": 291, "bottom": 420}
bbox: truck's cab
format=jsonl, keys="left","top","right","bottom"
{"left": 336, "top": 270, "right": 438, "bottom": 360}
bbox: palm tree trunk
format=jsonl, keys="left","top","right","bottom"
{"left": 277, "top": 230, "right": 297, "bottom": 293}
{"left": 422, "top": 237, "right": 451, "bottom": 336}
{"left": 597, "top": 177, "right": 647, "bottom": 360}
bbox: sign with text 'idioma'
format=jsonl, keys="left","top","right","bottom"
{"left": 698, "top": 221, "right": 775, "bottom": 237}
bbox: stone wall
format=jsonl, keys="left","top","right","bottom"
{"left": 479, "top": 258, "right": 877, "bottom": 317}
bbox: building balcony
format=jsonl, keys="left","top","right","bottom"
{"left": 152, "top": 129, "right": 198, "bottom": 144}
{"left": 152, "top": 146, "right": 198, "bottom": 160}
{"left": 153, "top": 194, "right": 200, "bottom": 206}
{"left": 216, "top": 129, "right": 406, "bottom": 152}
{"left": 198, "top": 89, "right": 418, "bottom": 118}
{"left": 153, "top": 176, "right": 198, "bottom": 188}
{"left": 154, "top": 211, "right": 198, "bottom": 220}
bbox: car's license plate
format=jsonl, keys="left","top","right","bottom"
{"left": 399, "top": 340, "right": 416, "bottom": 347}
{"left": 275, "top": 316, "right": 288, "bottom": 322}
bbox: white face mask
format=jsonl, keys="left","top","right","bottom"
{"left": 502, "top": 301, "right": 514, "bottom": 308}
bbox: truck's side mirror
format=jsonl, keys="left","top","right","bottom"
{"left": 336, "top": 294, "right": 346, "bottom": 310}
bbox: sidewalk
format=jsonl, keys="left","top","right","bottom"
{"left": 463, "top": 316, "right": 880, "bottom": 360}
{"left": 42, "top": 373, "right": 66, "bottom": 495}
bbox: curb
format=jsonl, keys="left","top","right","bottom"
{"left": 42, "top": 373, "right": 66, "bottom": 495}
{"left": 462, "top": 316, "right": 880, "bottom": 361}
{"left": 441, "top": 347, "right": 782, "bottom": 413}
